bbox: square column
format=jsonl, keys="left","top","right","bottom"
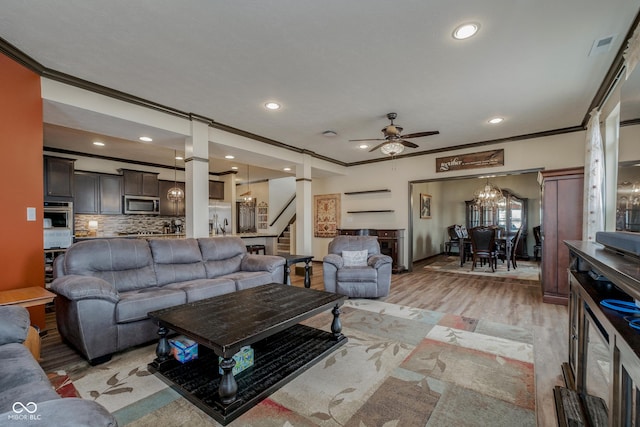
{"left": 185, "top": 118, "right": 210, "bottom": 238}
{"left": 296, "top": 156, "right": 313, "bottom": 255}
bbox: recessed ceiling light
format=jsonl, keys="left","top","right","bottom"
{"left": 283, "top": 167, "right": 292, "bottom": 172}
{"left": 139, "top": 136, "right": 153, "bottom": 142}
{"left": 264, "top": 101, "right": 281, "bottom": 110}
{"left": 175, "top": 156, "right": 183, "bottom": 160}
{"left": 453, "top": 23, "right": 479, "bottom": 40}
{"left": 93, "top": 141, "right": 105, "bottom": 146}
{"left": 231, "top": 166, "right": 238, "bottom": 170}
{"left": 359, "top": 144, "right": 369, "bottom": 150}
{"left": 488, "top": 117, "right": 504, "bottom": 124}
{"left": 225, "top": 155, "right": 235, "bottom": 159}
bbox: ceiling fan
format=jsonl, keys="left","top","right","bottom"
{"left": 350, "top": 112, "right": 439, "bottom": 155}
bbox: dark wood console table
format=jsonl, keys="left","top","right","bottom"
{"left": 557, "top": 240, "right": 640, "bottom": 426}
{"left": 338, "top": 228, "right": 405, "bottom": 273}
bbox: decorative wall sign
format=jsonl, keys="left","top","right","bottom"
{"left": 314, "top": 193, "right": 341, "bottom": 237}
{"left": 436, "top": 149, "right": 504, "bottom": 172}
{"left": 420, "top": 193, "right": 432, "bottom": 219}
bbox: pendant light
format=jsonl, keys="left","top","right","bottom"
{"left": 167, "top": 150, "right": 184, "bottom": 205}
{"left": 472, "top": 178, "right": 503, "bottom": 208}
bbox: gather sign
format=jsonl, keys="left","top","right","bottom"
{"left": 436, "top": 149, "right": 504, "bottom": 172}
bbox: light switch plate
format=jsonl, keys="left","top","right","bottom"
{"left": 27, "top": 207, "right": 36, "bottom": 221}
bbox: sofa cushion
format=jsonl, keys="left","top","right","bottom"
{"left": 164, "top": 278, "right": 236, "bottom": 302}
{"left": 337, "top": 266, "right": 378, "bottom": 282}
{"left": 221, "top": 271, "right": 275, "bottom": 290}
{"left": 64, "top": 238, "right": 157, "bottom": 292}
{"left": 148, "top": 239, "right": 206, "bottom": 286}
{"left": 0, "top": 306, "right": 29, "bottom": 345}
{"left": 0, "top": 343, "right": 59, "bottom": 413}
{"left": 342, "top": 250, "right": 368, "bottom": 267}
{"left": 116, "top": 287, "right": 186, "bottom": 323}
{"left": 198, "top": 237, "right": 246, "bottom": 278}
{"left": 328, "top": 236, "right": 381, "bottom": 256}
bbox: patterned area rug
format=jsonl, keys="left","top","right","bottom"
{"left": 64, "top": 299, "right": 536, "bottom": 426}
{"left": 424, "top": 255, "right": 541, "bottom": 281}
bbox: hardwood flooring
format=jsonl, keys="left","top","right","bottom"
{"left": 40, "top": 255, "right": 566, "bottom": 426}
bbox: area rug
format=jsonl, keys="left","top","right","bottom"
{"left": 424, "top": 255, "right": 541, "bottom": 281}
{"left": 65, "top": 299, "right": 536, "bottom": 426}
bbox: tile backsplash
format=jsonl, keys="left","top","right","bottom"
{"left": 75, "top": 214, "right": 186, "bottom": 236}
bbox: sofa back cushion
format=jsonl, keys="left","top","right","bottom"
{"left": 63, "top": 238, "right": 157, "bottom": 292}
{"left": 328, "top": 236, "right": 381, "bottom": 257}
{"left": 148, "top": 238, "right": 206, "bottom": 286}
{"left": 198, "top": 237, "right": 246, "bottom": 278}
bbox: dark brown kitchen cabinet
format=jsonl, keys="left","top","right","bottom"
{"left": 121, "top": 169, "right": 159, "bottom": 197}
{"left": 44, "top": 156, "right": 75, "bottom": 201}
{"left": 74, "top": 172, "right": 122, "bottom": 214}
{"left": 159, "top": 180, "right": 185, "bottom": 216}
{"left": 209, "top": 180, "right": 224, "bottom": 200}
{"left": 538, "top": 167, "right": 583, "bottom": 305}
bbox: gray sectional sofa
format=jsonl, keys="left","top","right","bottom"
{"left": 50, "top": 236, "right": 285, "bottom": 364}
{"left": 0, "top": 305, "right": 117, "bottom": 426}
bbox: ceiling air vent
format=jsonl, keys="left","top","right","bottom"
{"left": 589, "top": 35, "right": 616, "bottom": 56}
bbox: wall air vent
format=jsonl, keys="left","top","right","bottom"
{"left": 589, "top": 35, "right": 616, "bottom": 56}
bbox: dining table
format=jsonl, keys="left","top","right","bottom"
{"left": 459, "top": 237, "right": 514, "bottom": 270}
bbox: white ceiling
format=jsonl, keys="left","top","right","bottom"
{"left": 1, "top": 1, "right": 639, "bottom": 179}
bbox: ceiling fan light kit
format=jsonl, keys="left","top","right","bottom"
{"left": 349, "top": 112, "right": 439, "bottom": 156}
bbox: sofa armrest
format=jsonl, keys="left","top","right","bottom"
{"left": 50, "top": 275, "right": 119, "bottom": 303}
{"left": 0, "top": 305, "right": 29, "bottom": 345}
{"left": 323, "top": 254, "right": 344, "bottom": 269}
{"left": 368, "top": 254, "right": 392, "bottom": 269}
{"left": 241, "top": 254, "right": 286, "bottom": 273}
{"left": 0, "top": 398, "right": 118, "bottom": 427}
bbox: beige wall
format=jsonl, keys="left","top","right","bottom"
{"left": 312, "top": 130, "right": 586, "bottom": 265}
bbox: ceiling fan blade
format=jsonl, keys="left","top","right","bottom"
{"left": 368, "top": 142, "right": 389, "bottom": 152}
{"left": 349, "top": 138, "right": 386, "bottom": 142}
{"left": 399, "top": 140, "right": 419, "bottom": 149}
{"left": 401, "top": 130, "right": 440, "bottom": 139}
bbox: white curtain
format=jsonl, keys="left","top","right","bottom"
{"left": 583, "top": 109, "right": 604, "bottom": 242}
{"left": 624, "top": 22, "right": 640, "bottom": 79}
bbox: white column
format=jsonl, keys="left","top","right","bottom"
{"left": 296, "top": 154, "right": 313, "bottom": 255}
{"left": 185, "top": 117, "right": 210, "bottom": 238}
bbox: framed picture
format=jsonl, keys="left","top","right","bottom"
{"left": 420, "top": 193, "right": 432, "bottom": 219}
{"left": 314, "top": 193, "right": 341, "bottom": 237}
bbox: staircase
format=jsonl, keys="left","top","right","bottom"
{"left": 277, "top": 225, "right": 291, "bottom": 255}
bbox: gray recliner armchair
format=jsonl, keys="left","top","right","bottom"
{"left": 322, "top": 236, "right": 392, "bottom": 298}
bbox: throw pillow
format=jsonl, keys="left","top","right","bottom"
{"left": 342, "top": 250, "right": 368, "bottom": 267}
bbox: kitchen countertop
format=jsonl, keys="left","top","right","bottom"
{"left": 75, "top": 232, "right": 277, "bottom": 240}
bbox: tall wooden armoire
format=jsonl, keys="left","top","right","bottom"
{"left": 538, "top": 167, "right": 584, "bottom": 305}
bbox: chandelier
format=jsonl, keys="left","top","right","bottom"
{"left": 380, "top": 141, "right": 405, "bottom": 156}
{"left": 167, "top": 150, "right": 184, "bottom": 204}
{"left": 239, "top": 164, "right": 253, "bottom": 208}
{"left": 473, "top": 179, "right": 503, "bottom": 207}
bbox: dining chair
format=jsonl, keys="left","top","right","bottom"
{"left": 469, "top": 226, "right": 497, "bottom": 272}
{"left": 445, "top": 225, "right": 461, "bottom": 255}
{"left": 511, "top": 226, "right": 524, "bottom": 269}
{"left": 533, "top": 225, "right": 542, "bottom": 261}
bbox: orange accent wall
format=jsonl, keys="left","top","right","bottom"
{"left": 0, "top": 53, "right": 45, "bottom": 327}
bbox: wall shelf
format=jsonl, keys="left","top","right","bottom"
{"left": 344, "top": 189, "right": 390, "bottom": 195}
{"left": 347, "top": 210, "right": 394, "bottom": 213}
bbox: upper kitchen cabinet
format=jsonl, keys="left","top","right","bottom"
{"left": 159, "top": 179, "right": 185, "bottom": 216}
{"left": 74, "top": 172, "right": 122, "bottom": 214}
{"left": 209, "top": 180, "right": 224, "bottom": 200}
{"left": 44, "top": 156, "right": 75, "bottom": 201}
{"left": 121, "top": 169, "right": 159, "bottom": 197}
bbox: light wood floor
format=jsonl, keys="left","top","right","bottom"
{"left": 296, "top": 257, "right": 567, "bottom": 427}
{"left": 41, "top": 256, "right": 567, "bottom": 426}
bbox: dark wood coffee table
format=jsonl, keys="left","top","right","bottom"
{"left": 148, "top": 284, "right": 347, "bottom": 425}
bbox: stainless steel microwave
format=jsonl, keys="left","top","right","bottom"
{"left": 123, "top": 195, "right": 160, "bottom": 215}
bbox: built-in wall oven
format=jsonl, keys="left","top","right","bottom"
{"left": 43, "top": 201, "right": 73, "bottom": 249}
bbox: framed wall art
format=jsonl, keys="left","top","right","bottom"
{"left": 314, "top": 193, "right": 341, "bottom": 237}
{"left": 420, "top": 193, "right": 432, "bottom": 219}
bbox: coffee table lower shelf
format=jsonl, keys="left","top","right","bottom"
{"left": 148, "top": 323, "right": 347, "bottom": 425}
